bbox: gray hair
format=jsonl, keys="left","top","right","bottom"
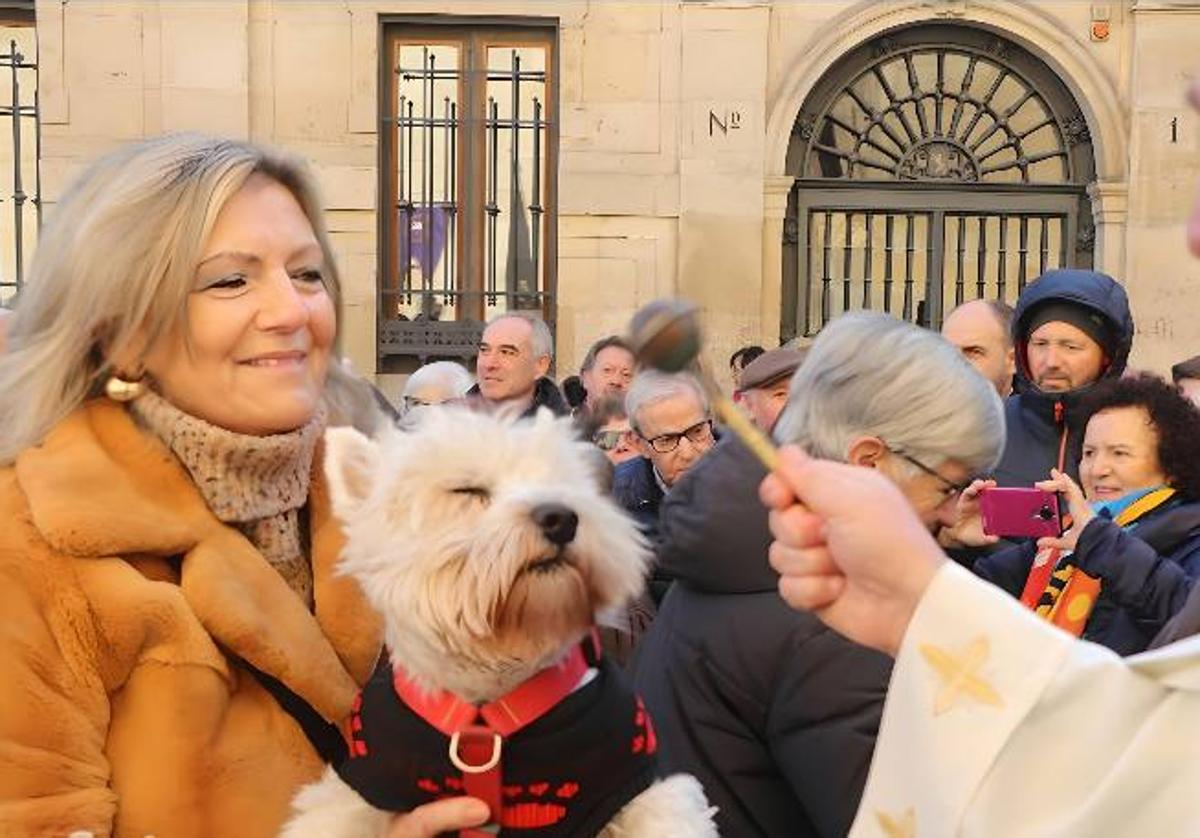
{"left": 0, "top": 133, "right": 366, "bottom": 464}
{"left": 624, "top": 370, "right": 708, "bottom": 435}
{"left": 402, "top": 361, "right": 473, "bottom": 404}
{"left": 487, "top": 312, "right": 553, "bottom": 361}
{"left": 773, "top": 311, "right": 1005, "bottom": 473}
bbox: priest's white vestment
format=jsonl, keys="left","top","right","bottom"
{"left": 851, "top": 561, "right": 1200, "bottom": 837}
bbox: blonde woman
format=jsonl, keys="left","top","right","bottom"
{"left": 0, "top": 136, "right": 488, "bottom": 838}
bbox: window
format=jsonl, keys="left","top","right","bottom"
{"left": 378, "top": 18, "right": 557, "bottom": 366}
{"left": 0, "top": 0, "right": 37, "bottom": 308}
{"left": 782, "top": 24, "right": 1095, "bottom": 340}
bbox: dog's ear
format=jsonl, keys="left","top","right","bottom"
{"left": 323, "top": 427, "right": 380, "bottom": 518}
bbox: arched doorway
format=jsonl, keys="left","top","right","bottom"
{"left": 781, "top": 23, "right": 1096, "bottom": 340}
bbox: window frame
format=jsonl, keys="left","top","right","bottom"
{"left": 377, "top": 15, "right": 559, "bottom": 366}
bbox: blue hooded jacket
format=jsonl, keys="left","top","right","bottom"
{"left": 992, "top": 269, "right": 1134, "bottom": 488}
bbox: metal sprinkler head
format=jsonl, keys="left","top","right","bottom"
{"left": 627, "top": 299, "right": 702, "bottom": 374}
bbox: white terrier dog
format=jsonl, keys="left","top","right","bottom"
{"left": 282, "top": 408, "right": 716, "bottom": 837}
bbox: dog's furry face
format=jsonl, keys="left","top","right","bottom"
{"left": 325, "top": 408, "right": 649, "bottom": 701}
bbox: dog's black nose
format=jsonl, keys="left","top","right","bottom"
{"left": 533, "top": 503, "right": 578, "bottom": 546}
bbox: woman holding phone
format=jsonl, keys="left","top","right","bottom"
{"left": 954, "top": 373, "right": 1200, "bottom": 654}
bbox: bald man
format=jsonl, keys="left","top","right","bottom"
{"left": 941, "top": 299, "right": 1015, "bottom": 398}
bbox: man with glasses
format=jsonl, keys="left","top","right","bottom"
{"left": 632, "top": 312, "right": 1002, "bottom": 838}
{"left": 613, "top": 370, "right": 716, "bottom": 601}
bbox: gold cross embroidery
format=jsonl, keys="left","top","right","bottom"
{"left": 919, "top": 635, "right": 1003, "bottom": 715}
{"left": 875, "top": 806, "right": 916, "bottom": 838}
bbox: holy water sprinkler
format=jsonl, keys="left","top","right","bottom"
{"left": 627, "top": 299, "right": 779, "bottom": 471}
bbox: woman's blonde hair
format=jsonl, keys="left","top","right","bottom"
{"left": 0, "top": 133, "right": 372, "bottom": 465}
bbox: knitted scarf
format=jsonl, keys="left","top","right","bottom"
{"left": 130, "top": 390, "right": 326, "bottom": 608}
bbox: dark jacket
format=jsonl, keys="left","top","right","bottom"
{"left": 630, "top": 436, "right": 891, "bottom": 838}
{"left": 466, "top": 376, "right": 569, "bottom": 419}
{"left": 611, "top": 456, "right": 672, "bottom": 604}
{"left": 993, "top": 270, "right": 1134, "bottom": 488}
{"left": 975, "top": 499, "right": 1200, "bottom": 655}
{"left": 612, "top": 456, "right": 663, "bottom": 540}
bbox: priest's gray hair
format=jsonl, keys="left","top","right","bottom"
{"left": 774, "top": 311, "right": 1005, "bottom": 473}
{"left": 625, "top": 370, "right": 708, "bottom": 435}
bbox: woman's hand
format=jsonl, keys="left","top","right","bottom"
{"left": 1035, "top": 469, "right": 1091, "bottom": 553}
{"left": 389, "top": 797, "right": 490, "bottom": 837}
{"left": 938, "top": 478, "right": 1000, "bottom": 549}
{"left": 760, "top": 445, "right": 946, "bottom": 657}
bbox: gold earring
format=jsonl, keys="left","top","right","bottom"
{"left": 104, "top": 373, "right": 145, "bottom": 402}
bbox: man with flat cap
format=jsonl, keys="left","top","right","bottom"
{"left": 1172, "top": 353, "right": 1200, "bottom": 408}
{"left": 733, "top": 347, "right": 807, "bottom": 431}
{"left": 992, "top": 268, "right": 1134, "bottom": 489}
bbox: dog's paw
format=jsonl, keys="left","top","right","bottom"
{"left": 599, "top": 774, "right": 719, "bottom": 837}
{"left": 280, "top": 766, "right": 392, "bottom": 838}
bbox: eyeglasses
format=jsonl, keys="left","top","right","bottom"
{"left": 592, "top": 428, "right": 630, "bottom": 451}
{"left": 642, "top": 419, "right": 714, "bottom": 454}
{"left": 888, "top": 447, "right": 973, "bottom": 500}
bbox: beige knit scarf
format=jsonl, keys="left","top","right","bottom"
{"left": 130, "top": 390, "right": 326, "bottom": 608}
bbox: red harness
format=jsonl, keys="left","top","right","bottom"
{"left": 387, "top": 636, "right": 597, "bottom": 836}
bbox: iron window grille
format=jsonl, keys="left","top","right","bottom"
{"left": 782, "top": 24, "right": 1095, "bottom": 340}
{"left": 378, "top": 18, "right": 557, "bottom": 366}
{"left": 0, "top": 2, "right": 38, "bottom": 308}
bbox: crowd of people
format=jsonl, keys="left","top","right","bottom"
{"left": 2, "top": 80, "right": 1200, "bottom": 838}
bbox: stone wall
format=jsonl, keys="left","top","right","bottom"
{"left": 32, "top": 0, "right": 1200, "bottom": 387}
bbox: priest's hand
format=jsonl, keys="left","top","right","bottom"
{"left": 389, "top": 797, "right": 490, "bottom": 837}
{"left": 760, "top": 445, "right": 946, "bottom": 657}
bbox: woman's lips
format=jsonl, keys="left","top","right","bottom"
{"left": 240, "top": 351, "right": 307, "bottom": 367}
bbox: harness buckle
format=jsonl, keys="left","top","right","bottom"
{"left": 449, "top": 726, "right": 503, "bottom": 774}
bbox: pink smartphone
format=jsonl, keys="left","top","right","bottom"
{"left": 979, "top": 487, "right": 1063, "bottom": 539}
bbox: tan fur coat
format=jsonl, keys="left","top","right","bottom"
{"left": 0, "top": 399, "right": 382, "bottom": 837}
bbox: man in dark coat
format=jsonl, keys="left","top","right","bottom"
{"left": 631, "top": 311, "right": 1006, "bottom": 838}
{"left": 993, "top": 269, "right": 1134, "bottom": 488}
{"left": 631, "top": 435, "right": 891, "bottom": 837}
{"left": 468, "top": 313, "right": 568, "bottom": 418}
{"left": 612, "top": 370, "right": 714, "bottom": 542}
{"left": 612, "top": 370, "right": 715, "bottom": 604}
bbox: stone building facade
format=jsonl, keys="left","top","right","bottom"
{"left": 18, "top": 0, "right": 1200, "bottom": 392}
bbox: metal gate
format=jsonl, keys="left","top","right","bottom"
{"left": 791, "top": 184, "right": 1079, "bottom": 334}
{"left": 0, "top": 22, "right": 39, "bottom": 307}
{"left": 378, "top": 19, "right": 557, "bottom": 365}
{"left": 782, "top": 24, "right": 1095, "bottom": 340}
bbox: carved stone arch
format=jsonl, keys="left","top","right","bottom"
{"left": 762, "top": 4, "right": 1128, "bottom": 343}
{"left": 764, "top": 0, "right": 1126, "bottom": 183}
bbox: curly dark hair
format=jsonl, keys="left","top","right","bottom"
{"left": 1078, "top": 373, "right": 1200, "bottom": 500}
{"left": 729, "top": 344, "right": 765, "bottom": 371}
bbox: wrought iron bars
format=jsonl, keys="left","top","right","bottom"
{"left": 0, "top": 37, "right": 38, "bottom": 304}
{"left": 393, "top": 47, "right": 458, "bottom": 317}
{"left": 804, "top": 45, "right": 1072, "bottom": 184}
{"left": 800, "top": 207, "right": 1069, "bottom": 335}
{"left": 485, "top": 49, "right": 547, "bottom": 309}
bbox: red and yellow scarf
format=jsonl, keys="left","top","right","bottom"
{"left": 1019, "top": 487, "right": 1177, "bottom": 637}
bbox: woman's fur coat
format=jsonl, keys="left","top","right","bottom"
{"left": 0, "top": 399, "right": 381, "bottom": 837}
